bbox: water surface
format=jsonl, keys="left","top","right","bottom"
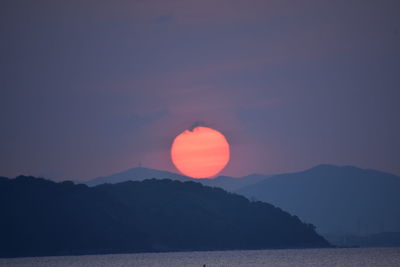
{"left": 1, "top": 247, "right": 399, "bottom": 267}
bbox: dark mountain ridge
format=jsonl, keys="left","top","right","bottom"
{"left": 84, "top": 167, "right": 270, "bottom": 191}
{"left": 0, "top": 175, "right": 330, "bottom": 258}
{"left": 85, "top": 167, "right": 190, "bottom": 186}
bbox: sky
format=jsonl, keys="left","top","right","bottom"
{"left": 1, "top": 0, "right": 399, "bottom": 181}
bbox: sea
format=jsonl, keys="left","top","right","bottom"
{"left": 1, "top": 247, "right": 399, "bottom": 267}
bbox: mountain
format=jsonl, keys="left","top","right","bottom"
{"left": 85, "top": 167, "right": 190, "bottom": 186}
{"left": 238, "top": 165, "right": 400, "bottom": 241}
{"left": 0, "top": 176, "right": 330, "bottom": 258}
{"left": 190, "top": 174, "right": 271, "bottom": 192}
{"left": 85, "top": 167, "right": 270, "bottom": 192}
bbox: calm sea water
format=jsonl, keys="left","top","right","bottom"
{"left": 1, "top": 247, "right": 400, "bottom": 267}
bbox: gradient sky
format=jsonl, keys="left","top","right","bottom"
{"left": 1, "top": 0, "right": 399, "bottom": 180}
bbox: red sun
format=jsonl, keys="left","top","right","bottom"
{"left": 171, "top": 126, "right": 230, "bottom": 178}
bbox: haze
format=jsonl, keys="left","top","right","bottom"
{"left": 1, "top": 0, "right": 399, "bottom": 181}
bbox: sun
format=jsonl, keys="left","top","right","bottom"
{"left": 171, "top": 126, "right": 230, "bottom": 178}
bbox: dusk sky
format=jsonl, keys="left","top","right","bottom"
{"left": 1, "top": 0, "right": 399, "bottom": 181}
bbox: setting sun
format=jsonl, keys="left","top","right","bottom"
{"left": 171, "top": 126, "right": 230, "bottom": 178}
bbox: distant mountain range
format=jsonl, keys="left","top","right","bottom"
{"left": 85, "top": 167, "right": 269, "bottom": 192}
{"left": 238, "top": 165, "right": 400, "bottom": 242}
{"left": 85, "top": 164, "right": 400, "bottom": 247}
{"left": 0, "top": 176, "right": 329, "bottom": 258}
{"left": 326, "top": 231, "right": 400, "bottom": 248}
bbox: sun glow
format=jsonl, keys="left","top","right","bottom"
{"left": 171, "top": 126, "right": 230, "bottom": 178}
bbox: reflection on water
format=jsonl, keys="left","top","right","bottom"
{"left": 1, "top": 247, "right": 400, "bottom": 267}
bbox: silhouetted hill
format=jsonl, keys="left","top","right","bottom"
{"left": 0, "top": 176, "right": 330, "bottom": 258}
{"left": 85, "top": 167, "right": 190, "bottom": 186}
{"left": 238, "top": 165, "right": 400, "bottom": 242}
{"left": 85, "top": 167, "right": 269, "bottom": 192}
